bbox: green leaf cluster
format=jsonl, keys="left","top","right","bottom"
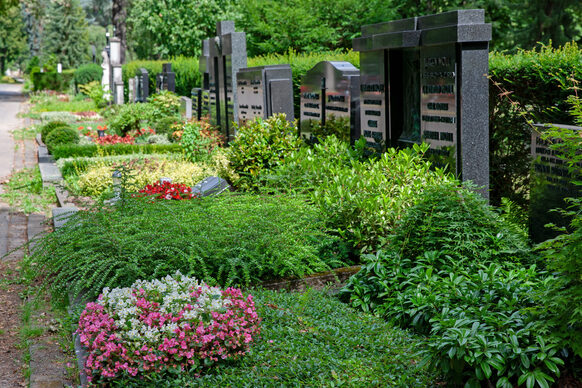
{"left": 50, "top": 143, "right": 182, "bottom": 160}
{"left": 45, "top": 126, "right": 79, "bottom": 152}
{"left": 30, "top": 194, "right": 349, "bottom": 302}
{"left": 73, "top": 63, "right": 102, "bottom": 88}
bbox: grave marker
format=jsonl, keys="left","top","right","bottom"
{"left": 201, "top": 21, "right": 247, "bottom": 141}
{"left": 156, "top": 63, "right": 176, "bottom": 92}
{"left": 354, "top": 10, "right": 491, "bottom": 196}
{"left": 236, "top": 64, "right": 294, "bottom": 126}
{"left": 135, "top": 68, "right": 149, "bottom": 103}
{"left": 299, "top": 61, "right": 360, "bottom": 143}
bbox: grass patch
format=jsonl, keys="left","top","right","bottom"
{"left": 31, "top": 96, "right": 96, "bottom": 113}
{"left": 0, "top": 167, "right": 55, "bottom": 216}
{"left": 12, "top": 125, "right": 40, "bottom": 141}
{"left": 112, "top": 288, "right": 432, "bottom": 387}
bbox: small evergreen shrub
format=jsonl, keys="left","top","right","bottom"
{"left": 45, "top": 126, "right": 80, "bottom": 152}
{"left": 74, "top": 63, "right": 103, "bottom": 88}
{"left": 147, "top": 90, "right": 181, "bottom": 117}
{"left": 40, "top": 120, "right": 70, "bottom": 143}
{"left": 228, "top": 114, "right": 302, "bottom": 189}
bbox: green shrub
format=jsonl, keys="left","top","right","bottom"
{"left": 150, "top": 115, "right": 181, "bottom": 136}
{"left": 40, "top": 121, "right": 70, "bottom": 143}
{"left": 147, "top": 90, "right": 181, "bottom": 117}
{"left": 74, "top": 63, "right": 102, "bottom": 88}
{"left": 50, "top": 143, "right": 183, "bottom": 160}
{"left": 248, "top": 49, "right": 359, "bottom": 118}
{"left": 78, "top": 81, "right": 106, "bottom": 108}
{"left": 31, "top": 70, "right": 75, "bottom": 92}
{"left": 109, "top": 288, "right": 433, "bottom": 387}
{"left": 228, "top": 114, "right": 303, "bottom": 189}
{"left": 122, "top": 56, "right": 200, "bottom": 97}
{"left": 45, "top": 127, "right": 79, "bottom": 152}
{"left": 29, "top": 194, "right": 349, "bottom": 301}
{"left": 180, "top": 120, "right": 223, "bottom": 162}
{"left": 306, "top": 114, "right": 351, "bottom": 144}
{"left": 106, "top": 103, "right": 161, "bottom": 136}
{"left": 340, "top": 184, "right": 563, "bottom": 387}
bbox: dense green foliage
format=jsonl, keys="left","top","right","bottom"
{"left": 31, "top": 70, "right": 75, "bottom": 92}
{"left": 126, "top": 0, "right": 238, "bottom": 59}
{"left": 73, "top": 63, "right": 102, "bottom": 88}
{"left": 109, "top": 289, "right": 433, "bottom": 387}
{"left": 50, "top": 143, "right": 182, "bottom": 160}
{"left": 45, "top": 126, "right": 80, "bottom": 151}
{"left": 0, "top": 4, "right": 27, "bottom": 74}
{"left": 341, "top": 184, "right": 563, "bottom": 387}
{"left": 41, "top": 0, "right": 89, "bottom": 68}
{"left": 122, "top": 56, "right": 200, "bottom": 97}
{"left": 30, "top": 194, "right": 349, "bottom": 302}
{"left": 488, "top": 43, "right": 582, "bottom": 208}
{"left": 179, "top": 120, "right": 222, "bottom": 162}
{"left": 228, "top": 114, "right": 303, "bottom": 189}
{"left": 105, "top": 102, "right": 161, "bottom": 136}
{"left": 40, "top": 120, "right": 70, "bottom": 143}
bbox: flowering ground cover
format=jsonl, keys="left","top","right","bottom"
{"left": 136, "top": 181, "right": 196, "bottom": 200}
{"left": 77, "top": 273, "right": 260, "bottom": 385}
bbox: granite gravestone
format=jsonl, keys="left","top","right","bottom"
{"left": 180, "top": 96, "right": 193, "bottom": 119}
{"left": 354, "top": 10, "right": 491, "bottom": 196}
{"left": 236, "top": 65, "right": 294, "bottom": 126}
{"left": 299, "top": 61, "right": 360, "bottom": 143}
{"left": 110, "top": 37, "right": 124, "bottom": 104}
{"left": 201, "top": 21, "right": 247, "bottom": 142}
{"left": 530, "top": 124, "right": 581, "bottom": 242}
{"left": 156, "top": 63, "right": 176, "bottom": 92}
{"left": 135, "top": 68, "right": 149, "bottom": 103}
{"left": 195, "top": 40, "right": 211, "bottom": 121}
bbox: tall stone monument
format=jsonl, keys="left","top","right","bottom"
{"left": 201, "top": 21, "right": 247, "bottom": 142}
{"left": 110, "top": 37, "right": 124, "bottom": 104}
{"left": 299, "top": 61, "right": 360, "bottom": 143}
{"left": 236, "top": 64, "right": 294, "bottom": 127}
{"left": 100, "top": 50, "right": 111, "bottom": 101}
{"left": 354, "top": 10, "right": 491, "bottom": 197}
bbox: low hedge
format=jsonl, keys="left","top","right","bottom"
{"left": 50, "top": 143, "right": 183, "bottom": 160}
{"left": 31, "top": 70, "right": 75, "bottom": 92}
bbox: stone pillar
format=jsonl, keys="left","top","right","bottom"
{"left": 128, "top": 78, "right": 135, "bottom": 103}
{"left": 110, "top": 37, "right": 124, "bottom": 105}
{"left": 101, "top": 50, "right": 111, "bottom": 101}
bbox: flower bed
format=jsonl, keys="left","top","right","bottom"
{"left": 77, "top": 273, "right": 261, "bottom": 385}
{"left": 136, "top": 180, "right": 197, "bottom": 200}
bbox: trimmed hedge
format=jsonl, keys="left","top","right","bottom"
{"left": 32, "top": 70, "right": 75, "bottom": 92}
{"left": 122, "top": 56, "right": 200, "bottom": 97}
{"left": 74, "top": 63, "right": 103, "bottom": 89}
{"left": 50, "top": 143, "right": 183, "bottom": 160}
{"left": 488, "top": 42, "right": 582, "bottom": 207}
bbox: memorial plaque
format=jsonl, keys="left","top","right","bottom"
{"left": 420, "top": 44, "right": 457, "bottom": 173}
{"left": 236, "top": 65, "right": 293, "bottom": 126}
{"left": 359, "top": 51, "right": 387, "bottom": 150}
{"left": 530, "top": 125, "right": 581, "bottom": 242}
{"left": 135, "top": 68, "right": 149, "bottom": 103}
{"left": 299, "top": 61, "right": 360, "bottom": 143}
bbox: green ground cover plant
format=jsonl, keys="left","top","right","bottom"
{"left": 107, "top": 288, "right": 433, "bottom": 387}
{"left": 29, "top": 194, "right": 349, "bottom": 303}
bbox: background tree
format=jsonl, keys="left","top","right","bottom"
{"left": 41, "top": 0, "right": 90, "bottom": 69}
{"left": 126, "top": 0, "right": 238, "bottom": 59}
{"left": 81, "top": 0, "right": 111, "bottom": 27}
{"left": 0, "top": 4, "right": 28, "bottom": 73}
{"left": 112, "top": 0, "right": 126, "bottom": 62}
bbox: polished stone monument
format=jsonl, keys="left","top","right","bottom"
{"left": 299, "top": 61, "right": 360, "bottom": 142}
{"left": 135, "top": 68, "right": 149, "bottom": 103}
{"left": 530, "top": 124, "right": 581, "bottom": 242}
{"left": 201, "top": 21, "right": 247, "bottom": 141}
{"left": 354, "top": 9, "right": 491, "bottom": 196}
{"left": 236, "top": 64, "right": 294, "bottom": 126}
{"left": 156, "top": 63, "right": 176, "bottom": 92}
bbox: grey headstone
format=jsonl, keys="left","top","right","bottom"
{"left": 236, "top": 65, "right": 294, "bottom": 126}
{"left": 156, "top": 63, "right": 176, "bottom": 92}
{"left": 135, "top": 68, "right": 149, "bottom": 103}
{"left": 299, "top": 61, "right": 360, "bottom": 143}
{"left": 355, "top": 9, "right": 491, "bottom": 198}
{"left": 52, "top": 206, "right": 79, "bottom": 230}
{"left": 128, "top": 78, "right": 135, "bottom": 103}
{"left": 180, "top": 96, "right": 192, "bottom": 119}
{"left": 192, "top": 176, "right": 230, "bottom": 197}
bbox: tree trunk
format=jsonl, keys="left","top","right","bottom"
{"left": 112, "top": 0, "right": 127, "bottom": 63}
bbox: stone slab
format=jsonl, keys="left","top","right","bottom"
{"left": 29, "top": 343, "right": 67, "bottom": 388}
{"left": 38, "top": 162, "right": 62, "bottom": 185}
{"left": 192, "top": 176, "right": 230, "bottom": 197}
{"left": 51, "top": 207, "right": 78, "bottom": 230}
{"left": 27, "top": 214, "right": 46, "bottom": 254}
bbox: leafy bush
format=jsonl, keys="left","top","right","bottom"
{"left": 73, "top": 63, "right": 102, "bottom": 88}
{"left": 78, "top": 273, "right": 260, "bottom": 384}
{"left": 147, "top": 90, "right": 181, "bottom": 117}
{"left": 31, "top": 70, "right": 75, "bottom": 92}
{"left": 180, "top": 120, "right": 224, "bottom": 162}
{"left": 122, "top": 56, "right": 200, "bottom": 97}
{"left": 340, "top": 184, "right": 565, "bottom": 387}
{"left": 106, "top": 103, "right": 161, "bottom": 136}
{"left": 45, "top": 126, "right": 80, "bottom": 152}
{"left": 50, "top": 143, "right": 182, "bottom": 159}
{"left": 40, "top": 120, "right": 70, "bottom": 143}
{"left": 118, "top": 288, "right": 433, "bottom": 387}
{"left": 228, "top": 114, "right": 302, "bottom": 189}
{"left": 305, "top": 114, "right": 351, "bottom": 144}
{"left": 150, "top": 115, "right": 182, "bottom": 136}
{"left": 78, "top": 81, "right": 106, "bottom": 108}
{"left": 75, "top": 159, "right": 214, "bottom": 197}
{"left": 29, "top": 194, "right": 349, "bottom": 301}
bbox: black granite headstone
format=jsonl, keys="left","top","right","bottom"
{"left": 156, "top": 63, "right": 176, "bottom": 93}
{"left": 354, "top": 9, "right": 491, "bottom": 197}
{"left": 201, "top": 21, "right": 247, "bottom": 142}
{"left": 236, "top": 65, "right": 294, "bottom": 126}
{"left": 530, "top": 124, "right": 581, "bottom": 242}
{"left": 299, "top": 61, "right": 360, "bottom": 143}
{"left": 135, "top": 68, "right": 149, "bottom": 103}
{"left": 192, "top": 176, "right": 230, "bottom": 197}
